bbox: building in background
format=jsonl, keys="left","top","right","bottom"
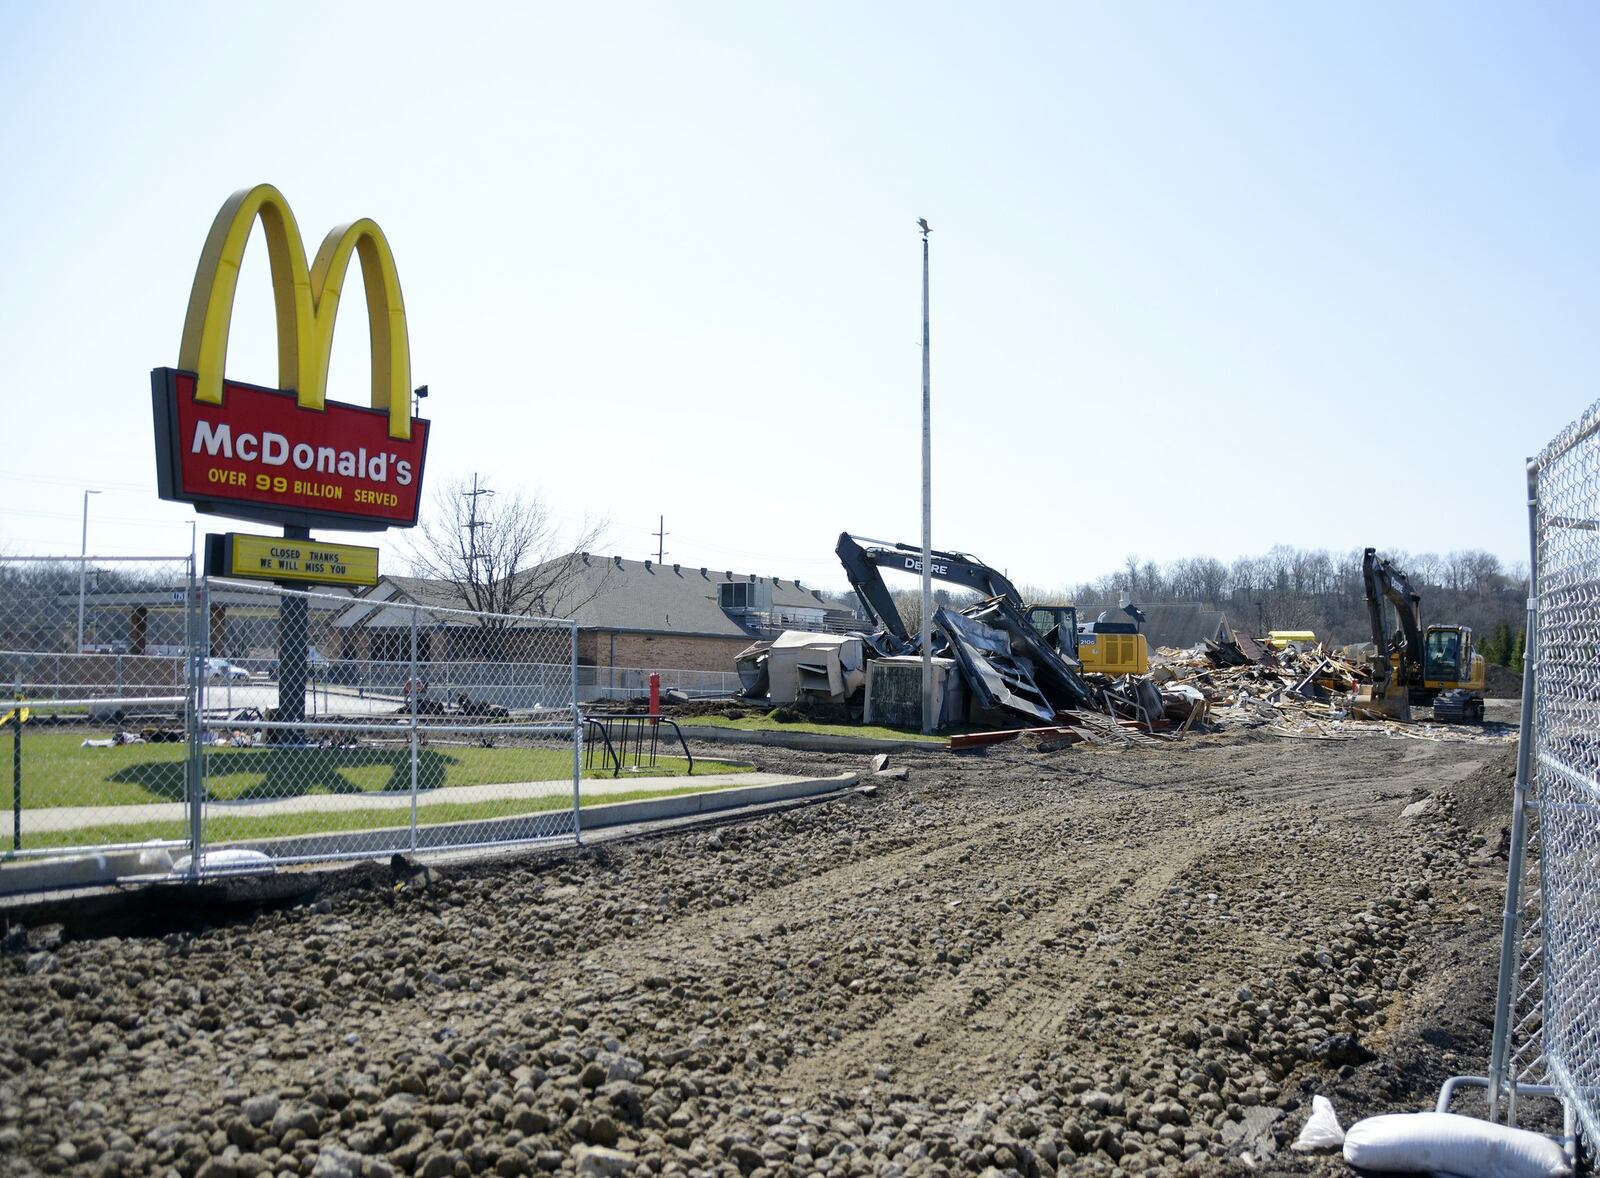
{"left": 334, "top": 554, "right": 861, "bottom": 674}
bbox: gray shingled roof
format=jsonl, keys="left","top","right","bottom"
{"left": 333, "top": 576, "right": 484, "bottom": 630}
{"left": 553, "top": 556, "right": 849, "bottom": 636}
{"left": 341, "top": 557, "right": 852, "bottom": 638}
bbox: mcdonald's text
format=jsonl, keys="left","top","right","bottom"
{"left": 152, "top": 369, "right": 428, "bottom": 530}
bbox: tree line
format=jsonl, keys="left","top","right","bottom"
{"left": 820, "top": 545, "right": 1528, "bottom": 663}
{"left": 1023, "top": 546, "right": 1527, "bottom": 660}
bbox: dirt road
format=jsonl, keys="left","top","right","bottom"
{"left": 0, "top": 729, "right": 1520, "bottom": 1176}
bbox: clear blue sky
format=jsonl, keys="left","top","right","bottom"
{"left": 3, "top": 2, "right": 1597, "bottom": 592}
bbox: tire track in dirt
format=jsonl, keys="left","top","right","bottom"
{"left": 767, "top": 789, "right": 1325, "bottom": 1096}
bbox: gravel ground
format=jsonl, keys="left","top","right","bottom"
{"left": 0, "top": 728, "right": 1524, "bottom": 1177}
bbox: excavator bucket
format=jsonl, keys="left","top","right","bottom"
{"left": 1351, "top": 680, "right": 1410, "bottom": 722}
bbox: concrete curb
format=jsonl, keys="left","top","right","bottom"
{"left": 235, "top": 771, "right": 860, "bottom": 859}
{"left": 677, "top": 724, "right": 938, "bottom": 754}
{"left": 575, "top": 771, "right": 858, "bottom": 831}
{"left": 0, "top": 847, "right": 176, "bottom": 896}
{"left": 0, "top": 772, "right": 859, "bottom": 893}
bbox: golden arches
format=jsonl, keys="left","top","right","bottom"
{"left": 177, "top": 184, "right": 412, "bottom": 441}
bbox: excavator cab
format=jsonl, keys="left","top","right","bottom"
{"left": 1422, "top": 625, "right": 1486, "bottom": 693}
{"left": 1026, "top": 605, "right": 1078, "bottom": 655}
{"left": 1026, "top": 604, "right": 1151, "bottom": 676}
{"left": 1424, "top": 628, "right": 1463, "bottom": 682}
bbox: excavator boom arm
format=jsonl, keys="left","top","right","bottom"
{"left": 1361, "top": 547, "right": 1426, "bottom": 678}
{"left": 836, "top": 533, "right": 1025, "bottom": 648}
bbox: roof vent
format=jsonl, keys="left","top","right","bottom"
{"left": 673, "top": 563, "right": 681, "bottom": 574}
{"left": 700, "top": 567, "right": 708, "bottom": 578}
{"left": 644, "top": 559, "right": 653, "bottom": 572}
{"left": 613, "top": 555, "right": 622, "bottom": 568}
{"left": 748, "top": 573, "right": 756, "bottom": 583}
{"left": 725, "top": 570, "right": 732, "bottom": 580}
{"left": 580, "top": 551, "right": 590, "bottom": 564}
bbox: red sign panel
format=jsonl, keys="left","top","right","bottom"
{"left": 151, "top": 368, "right": 429, "bottom": 531}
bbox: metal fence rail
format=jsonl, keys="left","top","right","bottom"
{"left": 578, "top": 664, "right": 742, "bottom": 701}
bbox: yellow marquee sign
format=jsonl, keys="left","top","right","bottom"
{"left": 216, "top": 533, "right": 380, "bottom": 587}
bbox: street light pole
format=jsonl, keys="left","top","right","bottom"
{"left": 919, "top": 218, "right": 934, "bottom": 735}
{"left": 76, "top": 489, "right": 101, "bottom": 652}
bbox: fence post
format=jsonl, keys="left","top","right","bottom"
{"left": 409, "top": 606, "right": 419, "bottom": 853}
{"left": 1488, "top": 460, "right": 1542, "bottom": 1121}
{"left": 185, "top": 571, "right": 206, "bottom": 880}
{"left": 571, "top": 620, "right": 582, "bottom": 846}
{"left": 10, "top": 678, "right": 21, "bottom": 852}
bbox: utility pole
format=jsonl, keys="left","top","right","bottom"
{"left": 918, "top": 218, "right": 934, "bottom": 735}
{"left": 76, "top": 489, "right": 101, "bottom": 653}
{"left": 654, "top": 515, "right": 668, "bottom": 565}
{"left": 464, "top": 473, "right": 494, "bottom": 576}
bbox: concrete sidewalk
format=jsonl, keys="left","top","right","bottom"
{"left": 19, "top": 771, "right": 777, "bottom": 834}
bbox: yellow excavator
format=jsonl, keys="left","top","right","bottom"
{"left": 1356, "top": 547, "right": 1486, "bottom": 723}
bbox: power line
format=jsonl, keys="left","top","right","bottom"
{"left": 0, "top": 470, "right": 154, "bottom": 492}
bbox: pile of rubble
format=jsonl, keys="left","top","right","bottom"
{"left": 1150, "top": 638, "right": 1511, "bottom": 744}
{"left": 732, "top": 612, "right": 1513, "bottom": 749}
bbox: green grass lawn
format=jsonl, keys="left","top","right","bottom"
{"left": 12, "top": 782, "right": 747, "bottom": 852}
{"left": 683, "top": 713, "right": 947, "bottom": 743}
{"left": 1, "top": 729, "right": 748, "bottom": 809}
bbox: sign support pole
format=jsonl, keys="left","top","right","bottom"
{"left": 276, "top": 525, "right": 310, "bottom": 744}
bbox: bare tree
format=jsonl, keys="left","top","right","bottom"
{"left": 403, "top": 477, "right": 609, "bottom": 630}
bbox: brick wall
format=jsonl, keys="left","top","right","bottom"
{"left": 582, "top": 630, "right": 750, "bottom": 673}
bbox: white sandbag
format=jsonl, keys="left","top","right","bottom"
{"left": 1343, "top": 1111, "right": 1569, "bottom": 1178}
{"left": 169, "top": 849, "right": 275, "bottom": 877}
{"left": 1291, "top": 1095, "right": 1345, "bottom": 1151}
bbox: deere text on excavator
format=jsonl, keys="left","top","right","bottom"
{"left": 1356, "top": 547, "right": 1486, "bottom": 724}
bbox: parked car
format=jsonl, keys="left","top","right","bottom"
{"left": 205, "top": 658, "right": 251, "bottom": 681}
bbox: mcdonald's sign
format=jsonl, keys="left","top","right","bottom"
{"left": 152, "top": 184, "right": 430, "bottom": 530}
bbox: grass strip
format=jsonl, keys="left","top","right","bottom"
{"left": 8, "top": 781, "right": 751, "bottom": 851}
{"left": 1, "top": 729, "right": 747, "bottom": 808}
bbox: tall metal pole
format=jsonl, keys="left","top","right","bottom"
{"left": 75, "top": 489, "right": 100, "bottom": 652}
{"left": 919, "top": 219, "right": 934, "bottom": 734}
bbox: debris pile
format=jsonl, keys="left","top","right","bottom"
{"left": 738, "top": 594, "right": 1189, "bottom": 733}
{"left": 729, "top": 532, "right": 1506, "bottom": 744}
{"left": 1149, "top": 642, "right": 1512, "bottom": 743}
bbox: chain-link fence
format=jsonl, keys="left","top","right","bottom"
{"left": 0, "top": 564, "right": 596, "bottom": 881}
{"left": 0, "top": 561, "right": 754, "bottom": 887}
{"left": 0, "top": 555, "right": 199, "bottom": 858}
{"left": 190, "top": 578, "right": 582, "bottom": 868}
{"left": 1456, "top": 399, "right": 1600, "bottom": 1156}
{"left": 1522, "top": 400, "right": 1600, "bottom": 1145}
